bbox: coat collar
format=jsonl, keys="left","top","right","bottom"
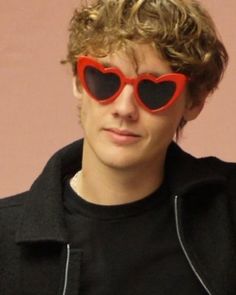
{"left": 165, "top": 142, "right": 226, "bottom": 196}
{"left": 15, "top": 139, "right": 226, "bottom": 244}
{"left": 15, "top": 140, "right": 83, "bottom": 244}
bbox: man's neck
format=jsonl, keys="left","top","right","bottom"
{"left": 70, "top": 146, "right": 166, "bottom": 206}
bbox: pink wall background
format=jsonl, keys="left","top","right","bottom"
{"left": 1, "top": 0, "right": 236, "bottom": 198}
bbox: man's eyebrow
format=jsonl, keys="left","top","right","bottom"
{"left": 146, "top": 70, "right": 167, "bottom": 77}
{"left": 99, "top": 61, "right": 113, "bottom": 67}
{"left": 99, "top": 60, "right": 166, "bottom": 76}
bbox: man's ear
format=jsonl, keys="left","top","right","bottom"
{"left": 72, "top": 77, "right": 82, "bottom": 99}
{"left": 183, "top": 97, "right": 206, "bottom": 122}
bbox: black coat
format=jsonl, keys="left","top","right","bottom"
{"left": 0, "top": 139, "right": 236, "bottom": 295}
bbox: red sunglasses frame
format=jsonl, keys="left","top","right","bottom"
{"left": 77, "top": 56, "right": 189, "bottom": 113}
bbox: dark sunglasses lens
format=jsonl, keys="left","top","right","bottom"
{"left": 138, "top": 80, "right": 176, "bottom": 110}
{"left": 84, "top": 66, "right": 120, "bottom": 100}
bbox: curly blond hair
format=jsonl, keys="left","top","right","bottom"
{"left": 65, "top": 0, "right": 228, "bottom": 132}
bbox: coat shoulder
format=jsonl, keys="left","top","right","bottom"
{"left": 0, "top": 191, "right": 28, "bottom": 209}
{"left": 0, "top": 192, "right": 27, "bottom": 241}
{"left": 199, "top": 155, "right": 236, "bottom": 176}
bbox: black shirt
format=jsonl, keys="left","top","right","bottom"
{"left": 63, "top": 176, "right": 207, "bottom": 295}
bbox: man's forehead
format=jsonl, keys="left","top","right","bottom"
{"left": 92, "top": 43, "right": 171, "bottom": 75}
{"left": 97, "top": 46, "right": 139, "bottom": 72}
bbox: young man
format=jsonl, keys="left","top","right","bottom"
{"left": 1, "top": 0, "right": 235, "bottom": 294}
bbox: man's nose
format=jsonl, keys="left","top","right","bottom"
{"left": 111, "top": 84, "right": 139, "bottom": 121}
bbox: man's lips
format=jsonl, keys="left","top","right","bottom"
{"left": 103, "top": 128, "right": 142, "bottom": 144}
{"left": 103, "top": 128, "right": 141, "bottom": 137}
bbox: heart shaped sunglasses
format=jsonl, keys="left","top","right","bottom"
{"left": 77, "top": 56, "right": 189, "bottom": 113}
